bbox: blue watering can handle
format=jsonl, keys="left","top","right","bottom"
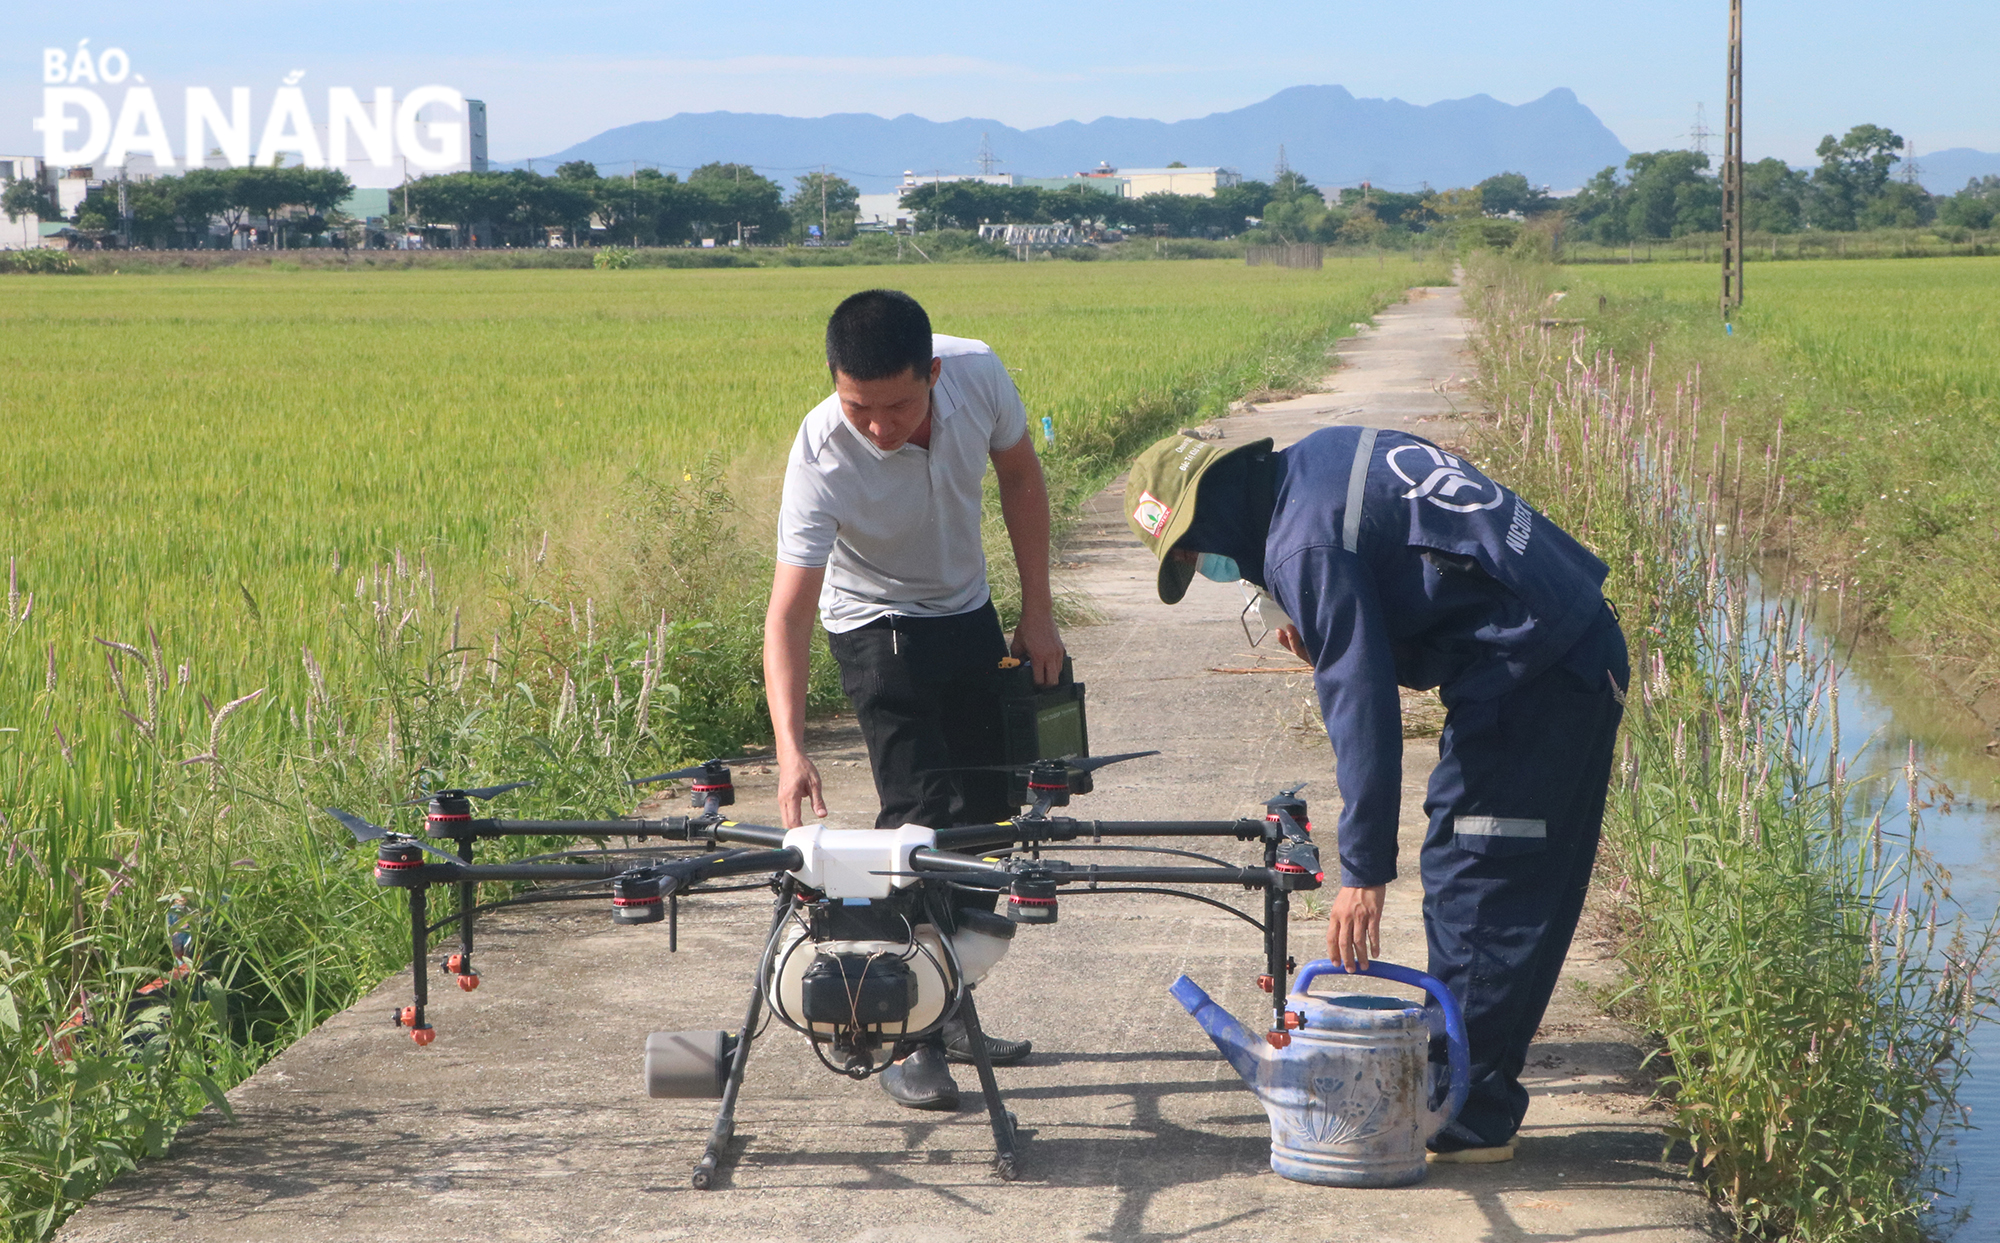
{"left": 1291, "top": 958, "right": 1471, "bottom": 1129}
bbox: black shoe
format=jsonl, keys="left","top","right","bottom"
{"left": 880, "top": 1046, "right": 960, "bottom": 1111}
{"left": 940, "top": 1015, "right": 1032, "bottom": 1066}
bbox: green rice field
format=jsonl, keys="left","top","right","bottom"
{"left": 0, "top": 256, "right": 1445, "bottom": 1237}
{"left": 1557, "top": 256, "right": 2000, "bottom": 700}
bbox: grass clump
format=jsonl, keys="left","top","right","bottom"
{"left": 1466, "top": 255, "right": 1997, "bottom": 1242}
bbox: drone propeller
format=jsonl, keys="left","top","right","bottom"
{"left": 1060, "top": 750, "right": 1161, "bottom": 774}
{"left": 395, "top": 780, "right": 534, "bottom": 807}
{"left": 627, "top": 755, "right": 769, "bottom": 786}
{"left": 932, "top": 750, "right": 1161, "bottom": 777}
{"left": 323, "top": 807, "right": 465, "bottom": 862}
{"left": 1278, "top": 781, "right": 1309, "bottom": 798}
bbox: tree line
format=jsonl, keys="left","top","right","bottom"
{"left": 1567, "top": 124, "right": 2000, "bottom": 243}
{"left": 2, "top": 164, "right": 356, "bottom": 247}
{"left": 403, "top": 161, "right": 853, "bottom": 247}
{"left": 7, "top": 120, "right": 1998, "bottom": 251}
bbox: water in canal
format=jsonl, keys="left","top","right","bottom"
{"left": 1785, "top": 593, "right": 2000, "bottom": 1232}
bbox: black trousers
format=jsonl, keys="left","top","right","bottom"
{"left": 1420, "top": 607, "right": 1629, "bottom": 1147}
{"left": 826, "top": 600, "right": 1015, "bottom": 831}
{"left": 828, "top": 602, "right": 1012, "bottom": 1054}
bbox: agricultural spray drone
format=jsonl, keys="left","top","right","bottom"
{"left": 325, "top": 752, "right": 1327, "bottom": 1186}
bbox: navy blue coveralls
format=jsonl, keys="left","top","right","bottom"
{"left": 1263, "top": 427, "right": 1629, "bottom": 1148}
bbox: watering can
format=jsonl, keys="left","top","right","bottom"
{"left": 1171, "top": 959, "right": 1470, "bottom": 1187}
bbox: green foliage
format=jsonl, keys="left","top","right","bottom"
{"left": 1570, "top": 149, "right": 1721, "bottom": 243}
{"left": 1567, "top": 128, "right": 1943, "bottom": 244}
{"left": 685, "top": 163, "right": 788, "bottom": 245}
{"left": 0, "top": 251, "right": 80, "bottom": 275}
{"left": 898, "top": 177, "right": 1295, "bottom": 240}
{"left": 1937, "top": 176, "right": 2000, "bottom": 230}
{"left": 786, "top": 172, "right": 860, "bottom": 242}
{"left": 2, "top": 178, "right": 58, "bottom": 224}
{"left": 1812, "top": 125, "right": 1910, "bottom": 231}
{"left": 1743, "top": 157, "right": 1811, "bottom": 234}
{"left": 1475, "top": 171, "right": 1554, "bottom": 217}
{"left": 1469, "top": 255, "right": 1997, "bottom": 1241}
{"left": 591, "top": 247, "right": 635, "bottom": 270}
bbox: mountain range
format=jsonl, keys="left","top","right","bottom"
{"left": 524, "top": 85, "right": 1632, "bottom": 195}
{"left": 1915, "top": 148, "right": 2000, "bottom": 194}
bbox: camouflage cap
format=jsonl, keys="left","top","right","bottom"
{"left": 1123, "top": 434, "right": 1274, "bottom": 604}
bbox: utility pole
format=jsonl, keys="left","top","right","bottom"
{"left": 1720, "top": 0, "right": 1744, "bottom": 316}
{"left": 1689, "top": 103, "right": 1711, "bottom": 157}
{"left": 820, "top": 164, "right": 828, "bottom": 242}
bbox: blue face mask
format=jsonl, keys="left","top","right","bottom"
{"left": 1195, "top": 553, "right": 1241, "bottom": 583}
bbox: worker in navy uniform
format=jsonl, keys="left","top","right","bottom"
{"left": 764, "top": 289, "right": 1063, "bottom": 1111}
{"left": 1124, "top": 427, "right": 1628, "bottom": 1163}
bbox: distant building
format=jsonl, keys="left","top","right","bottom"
{"left": 468, "top": 100, "right": 489, "bottom": 173}
{"left": 900, "top": 171, "right": 1014, "bottom": 190}
{"left": 1115, "top": 167, "right": 1241, "bottom": 198}
{"left": 855, "top": 192, "right": 912, "bottom": 231}
{"left": 1014, "top": 176, "right": 1126, "bottom": 197}
{"left": 338, "top": 188, "right": 395, "bottom": 247}
{"left": 57, "top": 167, "right": 99, "bottom": 216}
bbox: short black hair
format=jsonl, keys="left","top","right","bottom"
{"left": 826, "top": 289, "right": 934, "bottom": 381}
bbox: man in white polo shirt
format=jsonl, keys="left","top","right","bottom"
{"left": 763, "top": 288, "right": 1065, "bottom": 1111}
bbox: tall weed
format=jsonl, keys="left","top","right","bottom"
{"left": 1466, "top": 255, "right": 1997, "bottom": 1242}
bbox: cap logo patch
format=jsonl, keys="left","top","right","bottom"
{"left": 1132, "top": 491, "right": 1172, "bottom": 537}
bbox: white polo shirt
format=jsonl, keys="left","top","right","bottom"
{"left": 776, "top": 334, "right": 1029, "bottom": 633}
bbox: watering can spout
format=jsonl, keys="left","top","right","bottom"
{"left": 1169, "top": 974, "right": 1265, "bottom": 1087}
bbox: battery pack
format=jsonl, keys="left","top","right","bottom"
{"left": 998, "top": 655, "right": 1091, "bottom": 804}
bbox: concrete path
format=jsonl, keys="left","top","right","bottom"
{"left": 59, "top": 283, "right": 1719, "bottom": 1243}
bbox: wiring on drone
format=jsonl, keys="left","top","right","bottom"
{"left": 1056, "top": 886, "right": 1266, "bottom": 932}
{"left": 1032, "top": 842, "right": 1241, "bottom": 868}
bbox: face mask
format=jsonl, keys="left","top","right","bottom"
{"left": 1196, "top": 553, "right": 1240, "bottom": 583}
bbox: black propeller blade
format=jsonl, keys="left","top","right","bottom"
{"left": 627, "top": 755, "right": 769, "bottom": 786}
{"left": 926, "top": 750, "right": 1161, "bottom": 776}
{"left": 1064, "top": 750, "right": 1162, "bottom": 774}
{"left": 323, "top": 808, "right": 464, "bottom": 862}
{"left": 395, "top": 780, "right": 534, "bottom": 807}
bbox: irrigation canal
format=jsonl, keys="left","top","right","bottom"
{"left": 1783, "top": 586, "right": 2000, "bottom": 1230}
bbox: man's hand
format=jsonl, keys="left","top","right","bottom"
{"left": 776, "top": 752, "right": 828, "bottom": 829}
{"left": 1275, "top": 624, "right": 1307, "bottom": 663}
{"left": 991, "top": 435, "right": 1063, "bottom": 688}
{"left": 1326, "top": 884, "right": 1386, "bottom": 972}
{"left": 1010, "top": 612, "right": 1066, "bottom": 688}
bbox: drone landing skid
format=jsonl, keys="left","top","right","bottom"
{"left": 685, "top": 887, "right": 1020, "bottom": 1189}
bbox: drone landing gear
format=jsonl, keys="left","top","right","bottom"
{"left": 691, "top": 969, "right": 763, "bottom": 1191}
{"left": 954, "top": 989, "right": 1020, "bottom": 1181}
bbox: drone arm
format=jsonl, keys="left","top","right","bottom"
{"left": 658, "top": 846, "right": 803, "bottom": 892}
{"left": 932, "top": 817, "right": 1270, "bottom": 853}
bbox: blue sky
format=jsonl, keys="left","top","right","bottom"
{"left": 4, "top": 0, "right": 1995, "bottom": 169}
